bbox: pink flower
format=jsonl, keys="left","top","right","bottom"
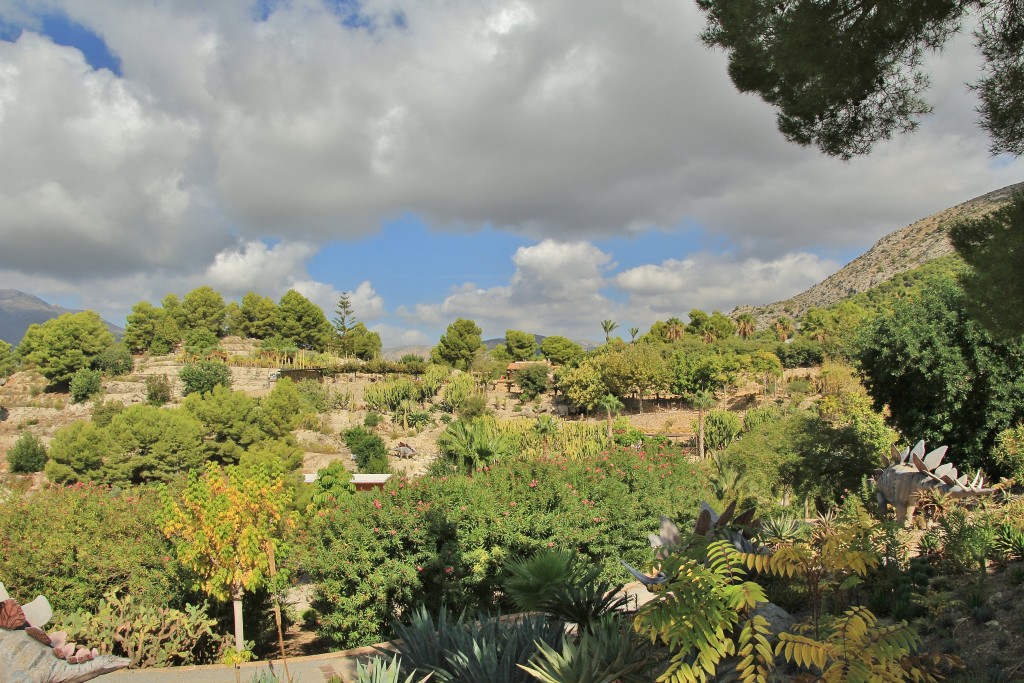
{"left": 509, "top": 501, "right": 517, "bottom": 507}
{"left": 529, "top": 480, "right": 538, "bottom": 488}
{"left": 374, "top": 499, "right": 382, "bottom": 509}
{"left": 417, "top": 566, "right": 423, "bottom": 572}
{"left": 445, "top": 566, "right": 453, "bottom": 574}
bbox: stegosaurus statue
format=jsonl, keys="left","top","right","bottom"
{"left": 875, "top": 440, "right": 996, "bottom": 526}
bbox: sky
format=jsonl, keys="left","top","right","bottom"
{"left": 0, "top": 1, "right": 1020, "bottom": 348}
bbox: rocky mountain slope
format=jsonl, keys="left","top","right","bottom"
{"left": 734, "top": 182, "right": 1023, "bottom": 326}
{"left": 0, "top": 290, "right": 123, "bottom": 345}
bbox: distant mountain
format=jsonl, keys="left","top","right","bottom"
{"left": 0, "top": 290, "right": 124, "bottom": 345}
{"left": 482, "top": 333, "right": 546, "bottom": 351}
{"left": 734, "top": 182, "right": 1023, "bottom": 327}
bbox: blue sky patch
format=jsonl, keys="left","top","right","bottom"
{"left": 0, "top": 10, "right": 121, "bottom": 74}
{"left": 307, "top": 215, "right": 530, "bottom": 306}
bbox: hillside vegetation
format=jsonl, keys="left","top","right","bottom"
{"left": 1, "top": 196, "right": 1023, "bottom": 681}
{"left": 734, "top": 181, "right": 1024, "bottom": 326}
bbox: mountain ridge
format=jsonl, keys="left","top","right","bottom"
{"left": 734, "top": 181, "right": 1023, "bottom": 326}
{"left": 0, "top": 290, "right": 123, "bottom": 345}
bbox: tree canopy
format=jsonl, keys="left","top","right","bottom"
{"left": 17, "top": 311, "right": 114, "bottom": 385}
{"left": 277, "top": 289, "right": 333, "bottom": 351}
{"left": 504, "top": 329, "right": 538, "bottom": 361}
{"left": 950, "top": 189, "right": 1024, "bottom": 339}
{"left": 856, "top": 273, "right": 1024, "bottom": 472}
{"left": 431, "top": 318, "right": 483, "bottom": 370}
{"left": 181, "top": 286, "right": 227, "bottom": 337}
{"left": 696, "top": 0, "right": 1024, "bottom": 158}
{"left": 540, "top": 335, "right": 584, "bottom": 366}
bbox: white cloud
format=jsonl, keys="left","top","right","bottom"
{"left": 0, "top": 32, "right": 221, "bottom": 279}
{"left": 402, "top": 240, "right": 621, "bottom": 340}
{"left": 206, "top": 241, "right": 319, "bottom": 296}
{"left": 0, "top": 0, "right": 1020, "bottom": 342}
{"left": 616, "top": 252, "right": 840, "bottom": 316}
{"left": 349, "top": 281, "right": 385, "bottom": 321}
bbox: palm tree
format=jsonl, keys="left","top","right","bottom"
{"left": 596, "top": 393, "right": 624, "bottom": 440}
{"left": 773, "top": 316, "right": 795, "bottom": 342}
{"left": 665, "top": 316, "right": 685, "bottom": 342}
{"left": 600, "top": 320, "right": 619, "bottom": 343}
{"left": 438, "top": 420, "right": 512, "bottom": 471}
{"left": 736, "top": 313, "right": 755, "bottom": 340}
{"left": 534, "top": 414, "right": 560, "bottom": 454}
{"left": 629, "top": 327, "right": 640, "bottom": 343}
{"left": 688, "top": 390, "right": 715, "bottom": 459}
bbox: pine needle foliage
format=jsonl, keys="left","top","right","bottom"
{"left": 775, "top": 606, "right": 961, "bottom": 682}
{"left": 633, "top": 540, "right": 774, "bottom": 683}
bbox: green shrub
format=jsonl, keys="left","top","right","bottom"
{"left": 146, "top": 374, "right": 173, "bottom": 405}
{"left": 343, "top": 427, "right": 388, "bottom": 472}
{"left": 364, "top": 411, "right": 383, "bottom": 428}
{"left": 457, "top": 394, "right": 490, "bottom": 419}
{"left": 0, "top": 483, "right": 188, "bottom": 616}
{"left": 514, "top": 363, "right": 550, "bottom": 400}
{"left": 92, "top": 343, "right": 133, "bottom": 376}
{"left": 296, "top": 378, "right": 331, "bottom": 413}
{"left": 993, "top": 423, "right": 1024, "bottom": 481}
{"left": 6, "top": 432, "right": 47, "bottom": 473}
{"left": 775, "top": 337, "right": 824, "bottom": 368}
{"left": 306, "top": 443, "right": 713, "bottom": 649}
{"left": 91, "top": 399, "right": 125, "bottom": 427}
{"left": 611, "top": 417, "right": 643, "bottom": 447}
{"left": 180, "top": 360, "right": 232, "bottom": 396}
{"left": 183, "top": 327, "right": 220, "bottom": 357}
{"left": 742, "top": 404, "right": 782, "bottom": 432}
{"left": 786, "top": 377, "right": 812, "bottom": 396}
{"left": 69, "top": 367, "right": 103, "bottom": 403}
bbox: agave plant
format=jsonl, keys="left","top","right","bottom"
{"left": 758, "top": 514, "right": 809, "bottom": 549}
{"left": 356, "top": 654, "right": 432, "bottom": 683}
{"left": 519, "top": 614, "right": 654, "bottom": 683}
{"left": 994, "top": 521, "right": 1024, "bottom": 561}
{"left": 388, "top": 606, "right": 564, "bottom": 683}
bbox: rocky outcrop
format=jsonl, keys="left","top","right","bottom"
{"left": 734, "top": 182, "right": 1023, "bottom": 327}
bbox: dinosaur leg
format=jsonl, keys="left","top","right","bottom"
{"left": 894, "top": 504, "right": 907, "bottom": 527}
{"left": 876, "top": 491, "right": 888, "bottom": 519}
{"left": 904, "top": 503, "right": 918, "bottom": 529}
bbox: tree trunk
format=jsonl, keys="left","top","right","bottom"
{"left": 267, "top": 543, "right": 292, "bottom": 682}
{"left": 698, "top": 409, "right": 706, "bottom": 459}
{"left": 233, "top": 586, "right": 245, "bottom": 653}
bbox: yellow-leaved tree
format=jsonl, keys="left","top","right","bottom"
{"left": 161, "top": 463, "right": 294, "bottom": 654}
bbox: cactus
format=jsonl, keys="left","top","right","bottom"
{"left": 56, "top": 592, "right": 219, "bottom": 669}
